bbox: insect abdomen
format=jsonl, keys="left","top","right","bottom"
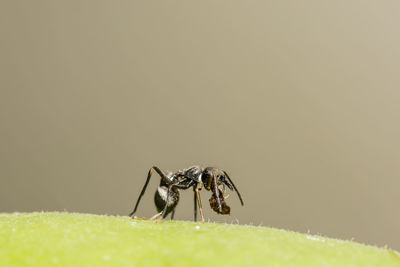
{"left": 154, "top": 186, "right": 179, "bottom": 217}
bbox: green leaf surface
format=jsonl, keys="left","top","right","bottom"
{"left": 0, "top": 212, "right": 399, "bottom": 266}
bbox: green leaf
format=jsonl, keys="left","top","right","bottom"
{"left": 0, "top": 212, "right": 399, "bottom": 266}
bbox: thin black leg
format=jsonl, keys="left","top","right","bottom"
{"left": 160, "top": 182, "right": 194, "bottom": 219}
{"left": 129, "top": 166, "right": 171, "bottom": 217}
{"left": 170, "top": 209, "right": 175, "bottom": 220}
{"left": 155, "top": 181, "right": 194, "bottom": 221}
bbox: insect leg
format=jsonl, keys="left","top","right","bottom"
{"left": 150, "top": 212, "right": 163, "bottom": 220}
{"left": 170, "top": 209, "right": 175, "bottom": 220}
{"left": 132, "top": 211, "right": 162, "bottom": 220}
{"left": 193, "top": 187, "right": 197, "bottom": 222}
{"left": 129, "top": 166, "right": 171, "bottom": 217}
{"left": 195, "top": 186, "right": 205, "bottom": 223}
{"left": 159, "top": 182, "right": 192, "bottom": 220}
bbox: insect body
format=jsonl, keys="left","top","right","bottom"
{"left": 129, "top": 166, "right": 244, "bottom": 222}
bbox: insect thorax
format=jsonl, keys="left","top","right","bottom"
{"left": 183, "top": 166, "right": 203, "bottom": 182}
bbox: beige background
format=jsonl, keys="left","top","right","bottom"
{"left": 1, "top": 1, "right": 399, "bottom": 249}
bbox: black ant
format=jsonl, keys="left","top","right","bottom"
{"left": 129, "top": 166, "right": 244, "bottom": 222}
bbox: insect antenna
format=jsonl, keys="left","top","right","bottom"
{"left": 223, "top": 171, "right": 244, "bottom": 206}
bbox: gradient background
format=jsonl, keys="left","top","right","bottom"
{"left": 1, "top": 1, "right": 399, "bottom": 249}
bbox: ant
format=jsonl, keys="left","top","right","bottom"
{"left": 129, "top": 166, "right": 244, "bottom": 222}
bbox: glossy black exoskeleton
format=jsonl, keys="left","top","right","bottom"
{"left": 129, "top": 166, "right": 244, "bottom": 222}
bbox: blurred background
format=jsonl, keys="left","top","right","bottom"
{"left": 1, "top": 1, "right": 399, "bottom": 249}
